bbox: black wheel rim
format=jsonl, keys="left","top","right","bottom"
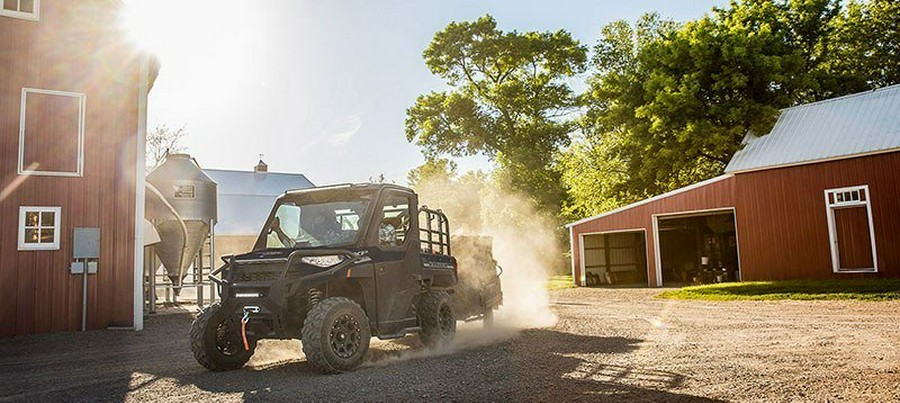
{"left": 330, "top": 314, "right": 362, "bottom": 358}
{"left": 438, "top": 305, "right": 454, "bottom": 337}
{"left": 215, "top": 319, "right": 241, "bottom": 356}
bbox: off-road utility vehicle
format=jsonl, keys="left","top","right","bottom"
{"left": 190, "top": 183, "right": 501, "bottom": 373}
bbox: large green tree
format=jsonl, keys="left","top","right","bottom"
{"left": 405, "top": 15, "right": 587, "bottom": 214}
{"left": 565, "top": 0, "right": 898, "bottom": 219}
{"left": 826, "top": 0, "right": 900, "bottom": 89}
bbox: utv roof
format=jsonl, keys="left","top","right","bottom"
{"left": 282, "top": 182, "right": 413, "bottom": 196}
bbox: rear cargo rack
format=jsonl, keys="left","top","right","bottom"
{"left": 419, "top": 207, "right": 451, "bottom": 256}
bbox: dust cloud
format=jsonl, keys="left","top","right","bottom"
{"left": 415, "top": 174, "right": 562, "bottom": 330}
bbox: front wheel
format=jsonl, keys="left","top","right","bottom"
{"left": 301, "top": 297, "right": 371, "bottom": 374}
{"left": 418, "top": 291, "right": 456, "bottom": 347}
{"left": 190, "top": 302, "right": 255, "bottom": 371}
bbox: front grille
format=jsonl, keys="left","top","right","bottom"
{"left": 233, "top": 271, "right": 282, "bottom": 282}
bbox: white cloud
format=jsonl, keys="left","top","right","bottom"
{"left": 324, "top": 112, "right": 364, "bottom": 146}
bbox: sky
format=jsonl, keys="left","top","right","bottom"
{"left": 127, "top": 0, "right": 725, "bottom": 186}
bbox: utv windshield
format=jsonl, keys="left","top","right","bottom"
{"left": 256, "top": 190, "right": 372, "bottom": 250}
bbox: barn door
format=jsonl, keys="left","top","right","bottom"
{"left": 825, "top": 186, "right": 877, "bottom": 272}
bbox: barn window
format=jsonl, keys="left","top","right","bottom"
{"left": 18, "top": 88, "right": 86, "bottom": 177}
{"left": 1, "top": 0, "right": 40, "bottom": 20}
{"left": 825, "top": 185, "right": 877, "bottom": 273}
{"left": 18, "top": 206, "right": 61, "bottom": 251}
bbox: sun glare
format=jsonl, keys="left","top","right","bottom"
{"left": 121, "top": 0, "right": 252, "bottom": 61}
{"left": 120, "top": 0, "right": 262, "bottom": 114}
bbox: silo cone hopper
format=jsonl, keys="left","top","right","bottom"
{"left": 145, "top": 154, "right": 217, "bottom": 294}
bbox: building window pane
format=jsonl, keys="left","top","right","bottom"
{"left": 25, "top": 229, "right": 39, "bottom": 243}
{"left": 25, "top": 211, "right": 39, "bottom": 226}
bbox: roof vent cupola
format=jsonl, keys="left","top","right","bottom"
{"left": 255, "top": 155, "right": 268, "bottom": 173}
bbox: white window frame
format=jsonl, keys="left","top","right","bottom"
{"left": 0, "top": 0, "right": 40, "bottom": 21}
{"left": 18, "top": 206, "right": 62, "bottom": 251}
{"left": 824, "top": 185, "right": 878, "bottom": 273}
{"left": 18, "top": 88, "right": 86, "bottom": 177}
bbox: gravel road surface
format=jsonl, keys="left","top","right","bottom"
{"left": 1, "top": 288, "right": 898, "bottom": 402}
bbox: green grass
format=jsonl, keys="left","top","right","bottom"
{"left": 547, "top": 275, "right": 577, "bottom": 290}
{"left": 657, "top": 279, "right": 900, "bottom": 301}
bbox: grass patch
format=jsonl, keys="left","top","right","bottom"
{"left": 547, "top": 275, "right": 577, "bottom": 290}
{"left": 657, "top": 279, "right": 900, "bottom": 301}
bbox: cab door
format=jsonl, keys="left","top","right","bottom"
{"left": 371, "top": 190, "right": 421, "bottom": 335}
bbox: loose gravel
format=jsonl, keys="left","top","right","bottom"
{"left": 1, "top": 288, "right": 898, "bottom": 402}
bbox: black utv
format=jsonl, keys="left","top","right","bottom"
{"left": 191, "top": 183, "right": 499, "bottom": 373}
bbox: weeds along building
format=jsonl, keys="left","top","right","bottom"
{"left": 567, "top": 85, "right": 900, "bottom": 287}
{"left": 0, "top": 1, "right": 158, "bottom": 336}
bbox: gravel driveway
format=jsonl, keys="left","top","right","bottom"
{"left": 1, "top": 288, "right": 898, "bottom": 402}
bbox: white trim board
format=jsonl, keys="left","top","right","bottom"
{"left": 565, "top": 174, "right": 734, "bottom": 228}
{"left": 133, "top": 56, "right": 152, "bottom": 332}
{"left": 18, "top": 88, "right": 86, "bottom": 177}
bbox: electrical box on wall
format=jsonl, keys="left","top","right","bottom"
{"left": 73, "top": 227, "right": 100, "bottom": 259}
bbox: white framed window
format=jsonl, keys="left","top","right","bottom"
{"left": 824, "top": 185, "right": 877, "bottom": 273}
{"left": 1, "top": 0, "right": 40, "bottom": 21}
{"left": 18, "top": 206, "right": 61, "bottom": 251}
{"left": 18, "top": 88, "right": 86, "bottom": 177}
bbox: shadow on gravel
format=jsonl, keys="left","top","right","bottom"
{"left": 175, "top": 328, "right": 718, "bottom": 402}
{"left": 0, "top": 313, "right": 718, "bottom": 402}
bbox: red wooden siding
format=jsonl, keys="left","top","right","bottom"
{"left": 570, "top": 176, "right": 736, "bottom": 286}
{"left": 733, "top": 151, "right": 900, "bottom": 280}
{"left": 1, "top": 1, "right": 145, "bottom": 336}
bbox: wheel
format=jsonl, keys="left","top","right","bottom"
{"left": 418, "top": 291, "right": 456, "bottom": 348}
{"left": 190, "top": 302, "right": 255, "bottom": 371}
{"left": 301, "top": 297, "right": 371, "bottom": 374}
{"left": 483, "top": 307, "right": 494, "bottom": 329}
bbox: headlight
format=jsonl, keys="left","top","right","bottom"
{"left": 301, "top": 255, "right": 346, "bottom": 268}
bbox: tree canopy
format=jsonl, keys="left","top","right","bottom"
{"left": 405, "top": 15, "right": 587, "bottom": 213}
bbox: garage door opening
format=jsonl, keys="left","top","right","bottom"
{"left": 581, "top": 231, "right": 648, "bottom": 287}
{"left": 656, "top": 211, "right": 739, "bottom": 286}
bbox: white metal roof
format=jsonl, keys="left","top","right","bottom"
{"left": 203, "top": 169, "right": 315, "bottom": 236}
{"left": 726, "top": 84, "right": 900, "bottom": 173}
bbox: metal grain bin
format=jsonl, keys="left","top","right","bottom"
{"left": 146, "top": 153, "right": 217, "bottom": 287}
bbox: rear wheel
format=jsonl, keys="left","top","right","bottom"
{"left": 418, "top": 291, "right": 456, "bottom": 347}
{"left": 301, "top": 297, "right": 371, "bottom": 374}
{"left": 190, "top": 302, "right": 255, "bottom": 371}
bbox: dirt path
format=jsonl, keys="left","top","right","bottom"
{"left": 1, "top": 288, "right": 898, "bottom": 402}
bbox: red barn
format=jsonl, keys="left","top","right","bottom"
{"left": 1, "top": 1, "right": 158, "bottom": 336}
{"left": 567, "top": 85, "right": 900, "bottom": 287}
